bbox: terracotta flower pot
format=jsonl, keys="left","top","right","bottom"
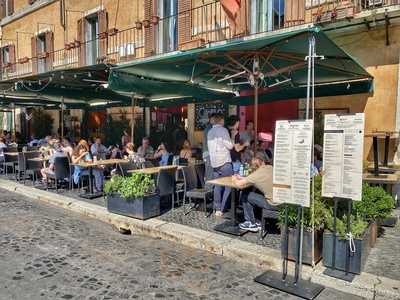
{"left": 135, "top": 21, "right": 143, "bottom": 30}
{"left": 143, "top": 20, "right": 151, "bottom": 28}
{"left": 151, "top": 15, "right": 160, "bottom": 25}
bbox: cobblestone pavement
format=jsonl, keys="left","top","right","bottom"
{"left": 364, "top": 209, "right": 400, "bottom": 281}
{"left": 0, "top": 189, "right": 362, "bottom": 300}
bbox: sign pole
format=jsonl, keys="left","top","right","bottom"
{"left": 282, "top": 204, "right": 289, "bottom": 280}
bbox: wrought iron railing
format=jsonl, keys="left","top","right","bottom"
{"left": 1, "top": 0, "right": 398, "bottom": 81}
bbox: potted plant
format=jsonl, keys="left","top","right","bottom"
{"left": 278, "top": 176, "right": 328, "bottom": 265}
{"left": 104, "top": 174, "right": 160, "bottom": 220}
{"left": 323, "top": 214, "right": 370, "bottom": 274}
{"left": 353, "top": 184, "right": 396, "bottom": 235}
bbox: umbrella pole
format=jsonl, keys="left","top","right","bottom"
{"left": 61, "top": 97, "right": 64, "bottom": 140}
{"left": 131, "top": 95, "right": 136, "bottom": 144}
{"left": 12, "top": 104, "right": 16, "bottom": 142}
{"left": 254, "top": 81, "right": 259, "bottom": 149}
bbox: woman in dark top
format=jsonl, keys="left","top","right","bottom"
{"left": 227, "top": 115, "right": 250, "bottom": 173}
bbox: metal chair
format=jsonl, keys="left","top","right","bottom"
{"left": 23, "top": 152, "right": 42, "bottom": 184}
{"left": 118, "top": 161, "right": 139, "bottom": 176}
{"left": 157, "top": 167, "right": 177, "bottom": 209}
{"left": 3, "top": 153, "right": 17, "bottom": 176}
{"left": 180, "top": 165, "right": 212, "bottom": 215}
{"left": 46, "top": 156, "right": 70, "bottom": 192}
{"left": 15, "top": 152, "right": 26, "bottom": 181}
{"left": 259, "top": 207, "right": 279, "bottom": 240}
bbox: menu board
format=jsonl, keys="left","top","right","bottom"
{"left": 273, "top": 120, "right": 313, "bottom": 207}
{"left": 322, "top": 113, "right": 365, "bottom": 201}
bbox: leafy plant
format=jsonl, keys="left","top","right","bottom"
{"left": 353, "top": 184, "right": 395, "bottom": 221}
{"left": 104, "top": 174, "right": 155, "bottom": 199}
{"left": 278, "top": 176, "right": 329, "bottom": 230}
{"left": 325, "top": 214, "right": 368, "bottom": 239}
{"left": 31, "top": 108, "right": 54, "bottom": 137}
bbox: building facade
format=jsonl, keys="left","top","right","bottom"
{"left": 0, "top": 0, "right": 399, "bottom": 160}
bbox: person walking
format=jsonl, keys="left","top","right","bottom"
{"left": 207, "top": 113, "right": 233, "bottom": 217}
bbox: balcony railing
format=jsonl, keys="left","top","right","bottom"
{"left": 1, "top": 0, "right": 398, "bottom": 81}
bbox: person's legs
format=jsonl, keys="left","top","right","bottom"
{"left": 220, "top": 163, "right": 233, "bottom": 212}
{"left": 213, "top": 168, "right": 222, "bottom": 212}
{"left": 247, "top": 192, "right": 276, "bottom": 211}
{"left": 240, "top": 189, "right": 256, "bottom": 224}
{"left": 93, "top": 168, "right": 104, "bottom": 191}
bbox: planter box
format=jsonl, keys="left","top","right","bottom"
{"left": 378, "top": 216, "right": 398, "bottom": 227}
{"left": 106, "top": 193, "right": 160, "bottom": 220}
{"left": 281, "top": 228, "right": 323, "bottom": 265}
{"left": 323, "top": 223, "right": 372, "bottom": 274}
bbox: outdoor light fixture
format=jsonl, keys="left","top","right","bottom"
{"left": 217, "top": 70, "right": 246, "bottom": 83}
{"left": 89, "top": 101, "right": 109, "bottom": 106}
{"left": 101, "top": 83, "right": 109, "bottom": 89}
{"left": 88, "top": 72, "right": 92, "bottom": 78}
{"left": 151, "top": 96, "right": 189, "bottom": 101}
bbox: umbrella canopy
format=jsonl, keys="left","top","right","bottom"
{"left": 109, "top": 26, "right": 373, "bottom": 107}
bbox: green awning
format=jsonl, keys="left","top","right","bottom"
{"left": 109, "top": 26, "right": 373, "bottom": 106}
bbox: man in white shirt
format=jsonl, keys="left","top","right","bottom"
{"left": 207, "top": 113, "right": 234, "bottom": 216}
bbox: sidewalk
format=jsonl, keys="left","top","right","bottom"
{"left": 1, "top": 177, "right": 399, "bottom": 299}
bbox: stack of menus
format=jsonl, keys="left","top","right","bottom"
{"left": 322, "top": 113, "right": 365, "bottom": 201}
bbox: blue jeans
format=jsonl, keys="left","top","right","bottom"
{"left": 241, "top": 190, "right": 277, "bottom": 224}
{"left": 232, "top": 161, "right": 241, "bottom": 174}
{"left": 213, "top": 163, "right": 233, "bottom": 212}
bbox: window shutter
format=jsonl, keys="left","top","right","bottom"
{"left": 178, "top": 0, "right": 192, "bottom": 47}
{"left": 235, "top": 0, "right": 249, "bottom": 36}
{"left": 0, "top": 0, "right": 6, "bottom": 19}
{"left": 8, "top": 44, "right": 15, "bottom": 72}
{"left": 98, "top": 9, "right": 108, "bottom": 60}
{"left": 77, "top": 17, "right": 85, "bottom": 66}
{"left": 284, "top": 0, "right": 305, "bottom": 27}
{"left": 45, "top": 31, "right": 54, "bottom": 71}
{"left": 0, "top": 47, "right": 3, "bottom": 78}
{"left": 7, "top": 0, "right": 13, "bottom": 15}
{"left": 31, "top": 36, "right": 38, "bottom": 74}
{"left": 144, "top": 0, "right": 156, "bottom": 56}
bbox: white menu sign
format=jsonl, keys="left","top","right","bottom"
{"left": 273, "top": 120, "right": 313, "bottom": 207}
{"left": 322, "top": 113, "right": 365, "bottom": 201}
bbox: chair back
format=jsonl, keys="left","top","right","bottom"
{"left": 181, "top": 165, "right": 198, "bottom": 191}
{"left": 119, "top": 162, "right": 138, "bottom": 176}
{"left": 195, "top": 163, "right": 206, "bottom": 188}
{"left": 6, "top": 147, "right": 17, "bottom": 153}
{"left": 23, "top": 151, "right": 40, "bottom": 159}
{"left": 54, "top": 156, "right": 70, "bottom": 180}
{"left": 4, "top": 153, "right": 17, "bottom": 163}
{"left": 142, "top": 161, "right": 154, "bottom": 168}
{"left": 17, "top": 152, "right": 26, "bottom": 172}
{"left": 178, "top": 158, "right": 188, "bottom": 166}
{"left": 27, "top": 146, "right": 39, "bottom": 151}
{"left": 167, "top": 154, "right": 174, "bottom": 165}
{"left": 156, "top": 167, "right": 177, "bottom": 197}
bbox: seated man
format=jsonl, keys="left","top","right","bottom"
{"left": 232, "top": 151, "right": 280, "bottom": 232}
{"left": 90, "top": 137, "right": 108, "bottom": 160}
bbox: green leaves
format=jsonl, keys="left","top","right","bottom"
{"left": 104, "top": 174, "right": 155, "bottom": 200}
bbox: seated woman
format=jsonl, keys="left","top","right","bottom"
{"left": 71, "top": 140, "right": 104, "bottom": 192}
{"left": 123, "top": 142, "right": 144, "bottom": 163}
{"left": 40, "top": 142, "right": 67, "bottom": 183}
{"left": 179, "top": 140, "right": 192, "bottom": 162}
{"left": 153, "top": 142, "right": 170, "bottom": 166}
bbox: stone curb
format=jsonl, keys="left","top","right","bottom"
{"left": 1, "top": 178, "right": 399, "bottom": 299}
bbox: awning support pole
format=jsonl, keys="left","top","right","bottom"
{"left": 131, "top": 95, "right": 136, "bottom": 144}
{"left": 61, "top": 96, "right": 64, "bottom": 140}
{"left": 12, "top": 103, "right": 16, "bottom": 142}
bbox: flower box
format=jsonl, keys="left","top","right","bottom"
{"left": 135, "top": 21, "right": 143, "bottom": 30}
{"left": 143, "top": 20, "right": 151, "bottom": 28}
{"left": 281, "top": 228, "right": 323, "bottom": 265}
{"left": 106, "top": 193, "right": 160, "bottom": 220}
{"left": 108, "top": 28, "right": 119, "bottom": 36}
{"left": 322, "top": 223, "right": 373, "bottom": 274}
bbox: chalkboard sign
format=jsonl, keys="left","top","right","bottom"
{"left": 195, "top": 103, "right": 227, "bottom": 130}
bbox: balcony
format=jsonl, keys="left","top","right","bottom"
{"left": 1, "top": 0, "right": 398, "bottom": 81}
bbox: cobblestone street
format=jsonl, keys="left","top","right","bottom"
{"left": 0, "top": 189, "right": 363, "bottom": 300}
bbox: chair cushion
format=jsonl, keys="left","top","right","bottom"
{"left": 186, "top": 188, "right": 212, "bottom": 198}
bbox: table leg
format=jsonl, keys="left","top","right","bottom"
{"left": 79, "top": 166, "right": 102, "bottom": 199}
{"left": 373, "top": 136, "right": 379, "bottom": 176}
{"left": 384, "top": 135, "right": 390, "bottom": 167}
{"left": 213, "top": 188, "right": 246, "bottom": 236}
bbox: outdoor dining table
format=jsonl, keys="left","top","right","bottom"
{"left": 206, "top": 176, "right": 251, "bottom": 236}
{"left": 72, "top": 159, "right": 129, "bottom": 199}
{"left": 128, "top": 165, "right": 177, "bottom": 175}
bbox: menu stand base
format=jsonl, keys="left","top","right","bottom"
{"left": 214, "top": 222, "right": 246, "bottom": 236}
{"left": 79, "top": 192, "right": 103, "bottom": 199}
{"left": 323, "top": 268, "right": 355, "bottom": 282}
{"left": 255, "top": 270, "right": 324, "bottom": 300}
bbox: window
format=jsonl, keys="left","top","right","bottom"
{"left": 0, "top": 0, "right": 14, "bottom": 18}
{"left": 2, "top": 46, "right": 10, "bottom": 65}
{"left": 37, "top": 34, "right": 47, "bottom": 73}
{"left": 157, "top": 0, "right": 177, "bottom": 54}
{"left": 250, "top": 0, "right": 284, "bottom": 33}
{"left": 85, "top": 13, "right": 100, "bottom": 65}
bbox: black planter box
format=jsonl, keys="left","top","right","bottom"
{"left": 281, "top": 228, "right": 323, "bottom": 266}
{"left": 378, "top": 216, "right": 398, "bottom": 227}
{"left": 322, "top": 224, "right": 372, "bottom": 274}
{"left": 106, "top": 193, "right": 160, "bottom": 220}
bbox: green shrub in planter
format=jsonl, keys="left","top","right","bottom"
{"left": 353, "top": 184, "right": 395, "bottom": 222}
{"left": 104, "top": 174, "right": 155, "bottom": 199}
